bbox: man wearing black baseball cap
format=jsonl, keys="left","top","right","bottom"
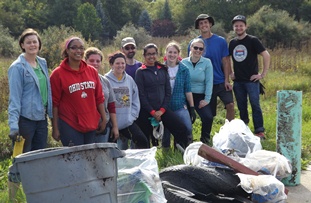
{"left": 229, "top": 15, "right": 270, "bottom": 139}
{"left": 188, "top": 13, "right": 235, "bottom": 144}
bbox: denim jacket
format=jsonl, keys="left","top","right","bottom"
{"left": 8, "top": 53, "right": 53, "bottom": 133}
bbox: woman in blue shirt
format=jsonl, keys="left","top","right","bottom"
{"left": 181, "top": 38, "right": 213, "bottom": 145}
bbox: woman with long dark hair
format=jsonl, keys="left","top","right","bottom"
{"left": 135, "top": 43, "right": 189, "bottom": 148}
{"left": 50, "top": 37, "right": 106, "bottom": 146}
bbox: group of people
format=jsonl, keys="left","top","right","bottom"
{"left": 8, "top": 14, "right": 270, "bottom": 155}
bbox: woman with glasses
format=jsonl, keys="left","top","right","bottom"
{"left": 181, "top": 38, "right": 214, "bottom": 145}
{"left": 135, "top": 43, "right": 189, "bottom": 149}
{"left": 84, "top": 47, "right": 119, "bottom": 143}
{"left": 50, "top": 37, "right": 107, "bottom": 146}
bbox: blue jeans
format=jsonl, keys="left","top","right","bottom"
{"left": 59, "top": 118, "right": 96, "bottom": 146}
{"left": 94, "top": 126, "right": 110, "bottom": 143}
{"left": 233, "top": 81, "right": 264, "bottom": 133}
{"left": 162, "top": 107, "right": 193, "bottom": 148}
{"left": 18, "top": 116, "right": 48, "bottom": 153}
{"left": 117, "top": 136, "right": 129, "bottom": 150}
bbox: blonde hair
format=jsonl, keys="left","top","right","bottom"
{"left": 165, "top": 41, "right": 181, "bottom": 64}
{"left": 190, "top": 38, "right": 204, "bottom": 48}
{"left": 189, "top": 38, "right": 205, "bottom": 56}
{"left": 165, "top": 41, "right": 181, "bottom": 53}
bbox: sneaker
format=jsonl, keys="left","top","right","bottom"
{"left": 255, "top": 132, "right": 266, "bottom": 140}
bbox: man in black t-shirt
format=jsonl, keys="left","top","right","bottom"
{"left": 229, "top": 15, "right": 270, "bottom": 139}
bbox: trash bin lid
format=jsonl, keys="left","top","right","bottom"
{"left": 13, "top": 143, "right": 120, "bottom": 163}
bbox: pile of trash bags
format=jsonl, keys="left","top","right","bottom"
{"left": 116, "top": 119, "right": 292, "bottom": 203}
{"left": 179, "top": 119, "right": 291, "bottom": 203}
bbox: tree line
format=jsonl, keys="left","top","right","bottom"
{"left": 1, "top": 0, "right": 311, "bottom": 50}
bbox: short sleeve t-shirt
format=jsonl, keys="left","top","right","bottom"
{"left": 229, "top": 35, "right": 266, "bottom": 82}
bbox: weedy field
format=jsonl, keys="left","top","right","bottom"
{"left": 0, "top": 41, "right": 310, "bottom": 202}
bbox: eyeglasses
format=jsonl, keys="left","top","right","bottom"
{"left": 193, "top": 46, "right": 204, "bottom": 51}
{"left": 124, "top": 46, "right": 136, "bottom": 51}
{"left": 145, "top": 52, "right": 157, "bottom": 57}
{"left": 69, "top": 46, "right": 85, "bottom": 51}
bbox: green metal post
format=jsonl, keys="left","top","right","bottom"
{"left": 276, "top": 90, "right": 302, "bottom": 186}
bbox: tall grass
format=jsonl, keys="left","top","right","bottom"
{"left": 0, "top": 38, "right": 311, "bottom": 201}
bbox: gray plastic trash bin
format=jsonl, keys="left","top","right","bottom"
{"left": 9, "top": 143, "right": 124, "bottom": 203}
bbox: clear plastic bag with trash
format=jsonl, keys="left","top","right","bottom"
{"left": 238, "top": 150, "right": 292, "bottom": 179}
{"left": 117, "top": 147, "right": 167, "bottom": 203}
{"left": 213, "top": 119, "right": 262, "bottom": 157}
{"left": 237, "top": 173, "right": 287, "bottom": 203}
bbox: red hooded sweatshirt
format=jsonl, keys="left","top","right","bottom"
{"left": 50, "top": 58, "right": 104, "bottom": 132}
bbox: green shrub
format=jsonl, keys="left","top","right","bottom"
{"left": 40, "top": 25, "right": 85, "bottom": 69}
{"left": 114, "top": 23, "right": 152, "bottom": 49}
{"left": 0, "top": 25, "right": 19, "bottom": 57}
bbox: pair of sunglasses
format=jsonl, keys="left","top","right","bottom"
{"left": 124, "top": 46, "right": 136, "bottom": 51}
{"left": 193, "top": 46, "right": 204, "bottom": 51}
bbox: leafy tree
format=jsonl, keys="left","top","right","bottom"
{"left": 40, "top": 25, "right": 84, "bottom": 69}
{"left": 46, "top": 0, "right": 82, "bottom": 27}
{"left": 73, "top": 3, "right": 103, "bottom": 41}
{"left": 95, "top": 0, "right": 110, "bottom": 40}
{"left": 172, "top": 1, "right": 203, "bottom": 35}
{"left": 0, "top": 0, "right": 25, "bottom": 37}
{"left": 103, "top": 0, "right": 131, "bottom": 38}
{"left": 21, "top": 0, "right": 49, "bottom": 31}
{"left": 160, "top": 0, "right": 172, "bottom": 20}
{"left": 0, "top": 24, "right": 19, "bottom": 57}
{"left": 300, "top": 0, "right": 311, "bottom": 22}
{"left": 262, "top": 0, "right": 304, "bottom": 21}
{"left": 138, "top": 10, "right": 152, "bottom": 33}
{"left": 144, "top": 0, "right": 164, "bottom": 20}
{"left": 171, "top": 0, "right": 265, "bottom": 34}
{"left": 246, "top": 5, "right": 311, "bottom": 49}
{"left": 151, "top": 19, "right": 176, "bottom": 37}
{"left": 126, "top": 0, "right": 145, "bottom": 25}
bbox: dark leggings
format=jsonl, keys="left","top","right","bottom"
{"left": 119, "top": 122, "right": 149, "bottom": 149}
{"left": 136, "top": 109, "right": 189, "bottom": 148}
{"left": 193, "top": 93, "right": 213, "bottom": 140}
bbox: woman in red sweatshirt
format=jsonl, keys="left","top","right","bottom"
{"left": 50, "top": 37, "right": 106, "bottom": 146}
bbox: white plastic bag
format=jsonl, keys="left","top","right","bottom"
{"left": 117, "top": 147, "right": 167, "bottom": 203}
{"left": 239, "top": 150, "right": 292, "bottom": 179}
{"left": 237, "top": 173, "right": 287, "bottom": 203}
{"left": 213, "top": 119, "right": 262, "bottom": 157}
{"left": 183, "top": 142, "right": 204, "bottom": 166}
